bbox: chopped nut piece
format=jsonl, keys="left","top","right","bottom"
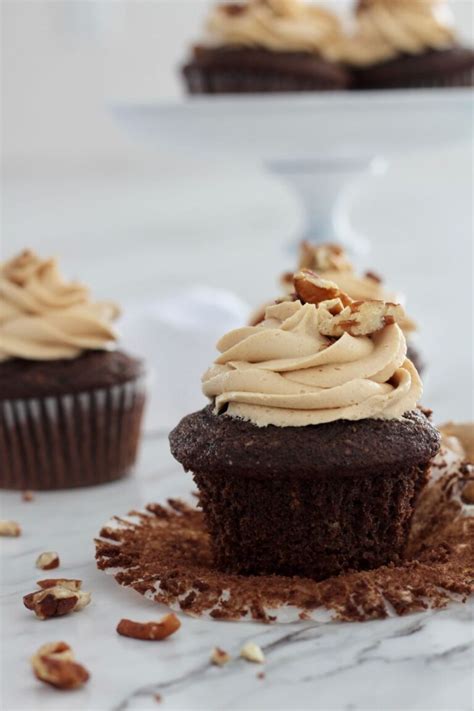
{"left": 36, "top": 552, "right": 60, "bottom": 571}
{"left": 294, "top": 270, "right": 352, "bottom": 307}
{"left": 116, "top": 613, "right": 181, "bottom": 641}
{"left": 22, "top": 490, "right": 34, "bottom": 502}
{"left": 0, "top": 520, "right": 21, "bottom": 537}
{"left": 318, "top": 299, "right": 405, "bottom": 338}
{"left": 257, "top": 671, "right": 266, "bottom": 680}
{"left": 23, "top": 580, "right": 91, "bottom": 620}
{"left": 298, "top": 242, "right": 351, "bottom": 272}
{"left": 36, "top": 578, "right": 81, "bottom": 591}
{"left": 31, "top": 641, "right": 89, "bottom": 690}
{"left": 461, "top": 481, "right": 474, "bottom": 505}
{"left": 210, "top": 647, "right": 231, "bottom": 666}
{"left": 240, "top": 642, "right": 265, "bottom": 664}
{"left": 365, "top": 270, "right": 382, "bottom": 283}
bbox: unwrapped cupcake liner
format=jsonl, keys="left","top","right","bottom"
{"left": 0, "top": 376, "right": 147, "bottom": 490}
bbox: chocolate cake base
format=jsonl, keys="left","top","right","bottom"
{"left": 351, "top": 47, "right": 474, "bottom": 90}
{"left": 0, "top": 351, "right": 146, "bottom": 490}
{"left": 170, "top": 407, "right": 440, "bottom": 580}
{"left": 183, "top": 46, "right": 350, "bottom": 94}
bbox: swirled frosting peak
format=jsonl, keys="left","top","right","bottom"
{"left": 205, "top": 0, "right": 343, "bottom": 57}
{"left": 327, "top": 0, "right": 456, "bottom": 67}
{"left": 0, "top": 250, "right": 120, "bottom": 361}
{"left": 203, "top": 273, "right": 422, "bottom": 427}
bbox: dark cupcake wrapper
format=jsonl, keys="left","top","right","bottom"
{"left": 183, "top": 64, "right": 347, "bottom": 94}
{"left": 193, "top": 461, "right": 431, "bottom": 581}
{"left": 0, "top": 376, "right": 147, "bottom": 490}
{"left": 352, "top": 67, "right": 474, "bottom": 90}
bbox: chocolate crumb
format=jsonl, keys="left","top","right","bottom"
{"left": 257, "top": 671, "right": 266, "bottom": 680}
{"left": 154, "top": 693, "right": 162, "bottom": 703}
{"left": 22, "top": 490, "right": 34, "bottom": 502}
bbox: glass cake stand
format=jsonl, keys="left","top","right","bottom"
{"left": 111, "top": 88, "right": 473, "bottom": 252}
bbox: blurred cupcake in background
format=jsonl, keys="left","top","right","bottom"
{"left": 182, "top": 0, "right": 350, "bottom": 93}
{"left": 331, "top": 0, "right": 474, "bottom": 89}
{"left": 0, "top": 250, "right": 146, "bottom": 490}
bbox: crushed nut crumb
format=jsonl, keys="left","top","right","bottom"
{"left": 36, "top": 552, "right": 60, "bottom": 571}
{"left": 0, "top": 520, "right": 21, "bottom": 537}
{"left": 240, "top": 642, "right": 265, "bottom": 664}
{"left": 210, "top": 647, "right": 231, "bottom": 666}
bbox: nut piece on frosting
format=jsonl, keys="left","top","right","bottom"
{"left": 294, "top": 270, "right": 353, "bottom": 307}
{"left": 23, "top": 579, "right": 91, "bottom": 620}
{"left": 298, "top": 241, "right": 353, "bottom": 273}
{"left": 293, "top": 269, "right": 405, "bottom": 338}
{"left": 31, "top": 641, "right": 90, "bottom": 690}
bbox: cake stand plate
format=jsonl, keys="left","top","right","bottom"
{"left": 110, "top": 88, "right": 473, "bottom": 249}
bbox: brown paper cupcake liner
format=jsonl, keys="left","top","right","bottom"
{"left": 183, "top": 65, "right": 346, "bottom": 94}
{"left": 0, "top": 376, "right": 147, "bottom": 490}
{"left": 95, "top": 446, "right": 474, "bottom": 624}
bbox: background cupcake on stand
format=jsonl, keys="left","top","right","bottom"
{"left": 182, "top": 0, "right": 350, "bottom": 93}
{"left": 331, "top": 0, "right": 474, "bottom": 89}
{"left": 0, "top": 250, "right": 146, "bottom": 490}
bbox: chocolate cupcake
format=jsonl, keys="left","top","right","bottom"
{"left": 278, "top": 242, "right": 423, "bottom": 371}
{"left": 182, "top": 0, "right": 350, "bottom": 94}
{"left": 331, "top": 0, "right": 474, "bottom": 90}
{"left": 170, "top": 270, "right": 440, "bottom": 580}
{"left": 0, "top": 251, "right": 146, "bottom": 490}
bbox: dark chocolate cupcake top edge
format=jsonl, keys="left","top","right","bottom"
{"left": 169, "top": 405, "right": 440, "bottom": 479}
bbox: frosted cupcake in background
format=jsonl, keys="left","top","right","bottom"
{"left": 330, "top": 0, "right": 474, "bottom": 89}
{"left": 0, "top": 250, "right": 146, "bottom": 490}
{"left": 182, "top": 0, "right": 351, "bottom": 93}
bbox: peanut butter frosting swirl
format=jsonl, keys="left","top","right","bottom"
{"left": 203, "top": 297, "right": 422, "bottom": 427}
{"left": 205, "top": 0, "right": 343, "bottom": 57}
{"left": 0, "top": 250, "right": 119, "bottom": 361}
{"left": 327, "top": 0, "right": 456, "bottom": 67}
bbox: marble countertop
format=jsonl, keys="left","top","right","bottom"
{"left": 2, "top": 434, "right": 473, "bottom": 711}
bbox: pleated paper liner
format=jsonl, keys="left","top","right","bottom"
{"left": 95, "top": 445, "right": 474, "bottom": 624}
{"left": 0, "top": 376, "right": 147, "bottom": 490}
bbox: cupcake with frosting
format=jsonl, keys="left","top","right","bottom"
{"left": 331, "top": 0, "right": 474, "bottom": 89}
{"left": 277, "top": 242, "right": 423, "bottom": 370}
{"left": 170, "top": 270, "right": 440, "bottom": 580}
{"left": 0, "top": 250, "right": 146, "bottom": 490}
{"left": 182, "top": 0, "right": 350, "bottom": 94}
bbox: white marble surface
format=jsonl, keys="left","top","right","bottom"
{"left": 1, "top": 435, "right": 473, "bottom": 711}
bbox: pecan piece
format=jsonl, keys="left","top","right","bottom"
{"left": 31, "top": 641, "right": 89, "bottom": 690}
{"left": 0, "top": 520, "right": 21, "bottom": 537}
{"left": 116, "top": 613, "right": 181, "bottom": 641}
{"left": 23, "top": 580, "right": 90, "bottom": 620}
{"left": 318, "top": 300, "right": 405, "bottom": 338}
{"left": 298, "top": 242, "right": 351, "bottom": 272}
{"left": 294, "top": 270, "right": 352, "bottom": 307}
{"left": 36, "top": 552, "right": 60, "bottom": 571}
{"left": 210, "top": 647, "right": 231, "bottom": 666}
{"left": 240, "top": 642, "right": 265, "bottom": 664}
